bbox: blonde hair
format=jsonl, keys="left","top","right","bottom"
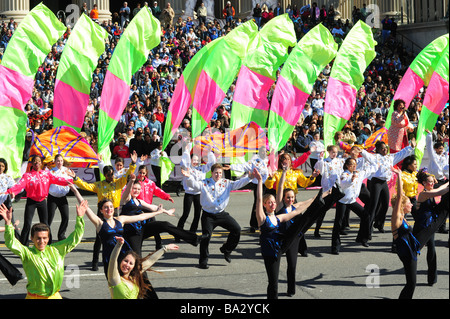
{"left": 391, "top": 192, "right": 409, "bottom": 211}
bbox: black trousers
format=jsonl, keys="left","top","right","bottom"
{"left": 199, "top": 210, "right": 241, "bottom": 265}
{"left": 332, "top": 201, "right": 370, "bottom": 250}
{"left": 263, "top": 255, "right": 281, "bottom": 299}
{"left": 47, "top": 194, "right": 70, "bottom": 241}
{"left": 284, "top": 236, "right": 300, "bottom": 295}
{"left": 367, "top": 177, "right": 390, "bottom": 233}
{"left": 151, "top": 165, "right": 162, "bottom": 188}
{"left": 20, "top": 198, "right": 50, "bottom": 245}
{"left": 177, "top": 193, "right": 202, "bottom": 233}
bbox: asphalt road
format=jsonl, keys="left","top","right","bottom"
{"left": 1, "top": 183, "right": 448, "bottom": 302}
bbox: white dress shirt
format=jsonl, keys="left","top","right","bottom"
{"left": 48, "top": 166, "right": 71, "bottom": 197}
{"left": 339, "top": 169, "right": 373, "bottom": 204}
{"left": 314, "top": 156, "right": 345, "bottom": 192}
{"left": 426, "top": 133, "right": 449, "bottom": 181}
{"left": 361, "top": 146, "right": 413, "bottom": 181}
{"left": 186, "top": 175, "right": 251, "bottom": 214}
{"left": 180, "top": 147, "right": 216, "bottom": 195}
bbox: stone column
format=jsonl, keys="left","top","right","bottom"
{"left": 0, "top": 0, "right": 30, "bottom": 23}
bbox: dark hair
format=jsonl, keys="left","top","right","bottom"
{"left": 417, "top": 168, "right": 432, "bottom": 185}
{"left": 393, "top": 99, "right": 406, "bottom": 111}
{"left": 278, "top": 153, "right": 292, "bottom": 170}
{"left": 98, "top": 198, "right": 114, "bottom": 212}
{"left": 434, "top": 141, "right": 444, "bottom": 149}
{"left": 375, "top": 141, "right": 387, "bottom": 154}
{"left": 31, "top": 223, "right": 50, "bottom": 238}
{"left": 115, "top": 157, "right": 124, "bottom": 164}
{"left": 343, "top": 157, "right": 356, "bottom": 171}
{"left": 103, "top": 165, "right": 114, "bottom": 176}
{"left": 0, "top": 158, "right": 8, "bottom": 173}
{"left": 401, "top": 155, "right": 416, "bottom": 171}
{"left": 283, "top": 188, "right": 295, "bottom": 198}
{"left": 118, "top": 250, "right": 151, "bottom": 299}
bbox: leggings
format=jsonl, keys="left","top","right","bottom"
{"left": 177, "top": 193, "right": 201, "bottom": 233}
{"left": 20, "top": 198, "right": 49, "bottom": 245}
{"left": 398, "top": 254, "right": 417, "bottom": 299}
{"left": 367, "top": 177, "right": 390, "bottom": 233}
{"left": 47, "top": 194, "right": 70, "bottom": 241}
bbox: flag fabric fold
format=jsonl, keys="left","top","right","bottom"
{"left": 97, "top": 7, "right": 161, "bottom": 164}
{"left": 414, "top": 42, "right": 449, "bottom": 165}
{"left": 229, "top": 14, "right": 296, "bottom": 130}
{"left": 323, "top": 20, "right": 377, "bottom": 150}
{"left": 162, "top": 38, "right": 224, "bottom": 150}
{"left": 53, "top": 13, "right": 108, "bottom": 131}
{"left": 0, "top": 3, "right": 65, "bottom": 177}
{"left": 190, "top": 20, "right": 259, "bottom": 138}
{"left": 385, "top": 34, "right": 449, "bottom": 129}
{"left": 267, "top": 23, "right": 338, "bottom": 152}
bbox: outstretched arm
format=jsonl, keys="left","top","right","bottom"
{"left": 69, "top": 183, "right": 103, "bottom": 230}
{"left": 391, "top": 167, "right": 404, "bottom": 234}
{"left": 254, "top": 169, "right": 266, "bottom": 228}
{"left": 418, "top": 182, "right": 449, "bottom": 202}
{"left": 108, "top": 237, "right": 124, "bottom": 287}
{"left": 275, "top": 167, "right": 287, "bottom": 212}
{"left": 141, "top": 244, "right": 179, "bottom": 272}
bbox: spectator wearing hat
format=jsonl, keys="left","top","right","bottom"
{"left": 357, "top": 124, "right": 372, "bottom": 145}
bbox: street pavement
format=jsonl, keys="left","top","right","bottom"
{"left": 0, "top": 183, "right": 448, "bottom": 302}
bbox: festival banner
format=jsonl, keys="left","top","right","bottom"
{"left": 415, "top": 43, "right": 449, "bottom": 165}
{"left": 53, "top": 14, "right": 108, "bottom": 131}
{"left": 229, "top": 14, "right": 296, "bottom": 130}
{"left": 385, "top": 34, "right": 449, "bottom": 129}
{"left": 267, "top": 23, "right": 338, "bottom": 152}
{"left": 323, "top": 20, "right": 376, "bottom": 150}
{"left": 190, "top": 20, "right": 259, "bottom": 138}
{"left": 0, "top": 3, "right": 65, "bottom": 177}
{"left": 97, "top": 7, "right": 160, "bottom": 165}
{"left": 162, "top": 38, "right": 224, "bottom": 150}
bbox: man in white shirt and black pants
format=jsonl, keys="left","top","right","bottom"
{"left": 184, "top": 163, "right": 252, "bottom": 269}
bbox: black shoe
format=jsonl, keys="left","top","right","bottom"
{"left": 339, "top": 230, "right": 348, "bottom": 235}
{"left": 91, "top": 261, "right": 99, "bottom": 271}
{"left": 8, "top": 274, "right": 24, "bottom": 286}
{"left": 220, "top": 246, "right": 231, "bottom": 263}
{"left": 314, "top": 231, "right": 321, "bottom": 238}
{"left": 331, "top": 247, "right": 339, "bottom": 255}
{"left": 198, "top": 263, "right": 209, "bottom": 269}
{"left": 355, "top": 237, "right": 369, "bottom": 247}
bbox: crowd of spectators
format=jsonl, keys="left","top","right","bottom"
{"left": 0, "top": 1, "right": 448, "bottom": 165}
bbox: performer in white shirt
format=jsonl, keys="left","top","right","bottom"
{"left": 331, "top": 158, "right": 371, "bottom": 254}
{"left": 183, "top": 163, "right": 252, "bottom": 269}
{"left": 228, "top": 146, "right": 269, "bottom": 233}
{"left": 425, "top": 130, "right": 448, "bottom": 186}
{"left": 47, "top": 154, "right": 71, "bottom": 241}
{"left": 178, "top": 142, "right": 216, "bottom": 235}
{"left": 359, "top": 140, "right": 415, "bottom": 235}
{"left": 313, "top": 145, "right": 345, "bottom": 237}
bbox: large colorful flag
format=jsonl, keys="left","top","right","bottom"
{"left": 385, "top": 34, "right": 449, "bottom": 129}
{"left": 194, "top": 121, "right": 267, "bottom": 158}
{"left": 0, "top": 3, "right": 65, "bottom": 178}
{"left": 162, "top": 38, "right": 224, "bottom": 150}
{"left": 97, "top": 7, "right": 160, "bottom": 164}
{"left": 190, "top": 20, "right": 259, "bottom": 138}
{"left": 53, "top": 13, "right": 108, "bottom": 131}
{"left": 229, "top": 14, "right": 296, "bottom": 130}
{"left": 267, "top": 23, "right": 338, "bottom": 152}
{"left": 29, "top": 126, "right": 99, "bottom": 168}
{"left": 323, "top": 20, "right": 376, "bottom": 150}
{"left": 415, "top": 42, "right": 449, "bottom": 165}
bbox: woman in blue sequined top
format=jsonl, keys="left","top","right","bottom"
{"left": 254, "top": 167, "right": 311, "bottom": 299}
{"left": 413, "top": 169, "right": 449, "bottom": 286}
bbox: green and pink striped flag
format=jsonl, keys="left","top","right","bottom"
{"left": 162, "top": 38, "right": 224, "bottom": 150}
{"left": 323, "top": 20, "right": 376, "bottom": 149}
{"left": 97, "top": 7, "right": 160, "bottom": 163}
{"left": 0, "top": 3, "right": 65, "bottom": 177}
{"left": 267, "top": 23, "right": 338, "bottom": 152}
{"left": 190, "top": 20, "right": 259, "bottom": 138}
{"left": 229, "top": 14, "right": 296, "bottom": 130}
{"left": 415, "top": 41, "right": 449, "bottom": 166}
{"left": 53, "top": 13, "right": 108, "bottom": 131}
{"left": 385, "top": 34, "right": 449, "bottom": 129}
